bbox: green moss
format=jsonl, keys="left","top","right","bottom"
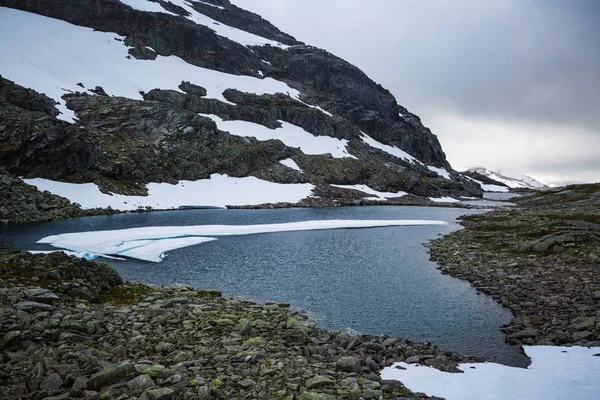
{"left": 99, "top": 284, "right": 153, "bottom": 305}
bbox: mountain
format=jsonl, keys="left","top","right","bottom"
{"left": 0, "top": 0, "right": 482, "bottom": 217}
{"left": 466, "top": 168, "right": 548, "bottom": 190}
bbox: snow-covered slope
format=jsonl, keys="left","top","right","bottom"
{"left": 0, "top": 7, "right": 299, "bottom": 122}
{"left": 468, "top": 168, "right": 548, "bottom": 189}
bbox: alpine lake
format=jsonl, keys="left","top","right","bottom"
{"left": 0, "top": 205, "right": 530, "bottom": 367}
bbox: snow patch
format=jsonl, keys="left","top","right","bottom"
{"left": 279, "top": 158, "right": 302, "bottom": 172}
{"left": 464, "top": 175, "right": 510, "bottom": 193}
{"left": 38, "top": 219, "right": 447, "bottom": 262}
{"left": 121, "top": 0, "right": 287, "bottom": 48}
{"left": 381, "top": 346, "right": 600, "bottom": 400}
{"left": 469, "top": 168, "right": 547, "bottom": 189}
{"left": 119, "top": 0, "right": 177, "bottom": 15}
{"left": 204, "top": 114, "right": 356, "bottom": 158}
{"left": 427, "top": 166, "right": 452, "bottom": 180}
{"left": 361, "top": 133, "right": 420, "bottom": 164}
{"left": 24, "top": 174, "right": 315, "bottom": 211}
{"left": 429, "top": 196, "right": 461, "bottom": 203}
{"left": 331, "top": 184, "right": 407, "bottom": 201}
{"left": 481, "top": 184, "right": 510, "bottom": 193}
{"left": 196, "top": 0, "right": 225, "bottom": 9}
{"left": 0, "top": 8, "right": 300, "bottom": 122}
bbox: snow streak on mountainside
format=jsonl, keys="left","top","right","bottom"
{"left": 468, "top": 168, "right": 548, "bottom": 189}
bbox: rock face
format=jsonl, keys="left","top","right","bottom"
{"left": 0, "top": 167, "right": 85, "bottom": 223}
{"left": 0, "top": 0, "right": 483, "bottom": 215}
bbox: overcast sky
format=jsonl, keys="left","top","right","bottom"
{"left": 232, "top": 0, "right": 600, "bottom": 185}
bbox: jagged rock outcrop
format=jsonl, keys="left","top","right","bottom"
{"left": 0, "top": 167, "right": 84, "bottom": 223}
{"left": 0, "top": 76, "right": 95, "bottom": 180}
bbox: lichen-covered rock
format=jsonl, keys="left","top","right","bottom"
{"left": 87, "top": 361, "right": 137, "bottom": 390}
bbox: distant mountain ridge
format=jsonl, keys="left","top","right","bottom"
{"left": 0, "top": 0, "right": 483, "bottom": 215}
{"left": 467, "top": 168, "right": 548, "bottom": 190}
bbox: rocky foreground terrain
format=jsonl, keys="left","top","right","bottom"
{"left": 428, "top": 184, "right": 600, "bottom": 347}
{"left": 0, "top": 249, "right": 473, "bottom": 400}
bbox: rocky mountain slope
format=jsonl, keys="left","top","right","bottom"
{"left": 0, "top": 0, "right": 482, "bottom": 217}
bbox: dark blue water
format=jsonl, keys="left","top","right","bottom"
{"left": 0, "top": 206, "right": 529, "bottom": 366}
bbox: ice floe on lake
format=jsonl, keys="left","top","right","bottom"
{"left": 36, "top": 219, "right": 447, "bottom": 262}
{"left": 24, "top": 174, "right": 315, "bottom": 211}
{"left": 381, "top": 345, "right": 600, "bottom": 400}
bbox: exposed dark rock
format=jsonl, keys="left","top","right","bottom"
{"left": 0, "top": 167, "right": 86, "bottom": 224}
{"left": 254, "top": 45, "right": 449, "bottom": 167}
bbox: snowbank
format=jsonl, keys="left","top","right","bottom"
{"left": 24, "top": 174, "right": 315, "bottom": 211}
{"left": 204, "top": 114, "right": 356, "bottom": 158}
{"left": 37, "top": 219, "right": 447, "bottom": 262}
{"left": 380, "top": 345, "right": 600, "bottom": 400}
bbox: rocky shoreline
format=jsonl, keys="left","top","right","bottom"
{"left": 427, "top": 184, "right": 600, "bottom": 348}
{"left": 0, "top": 249, "right": 473, "bottom": 400}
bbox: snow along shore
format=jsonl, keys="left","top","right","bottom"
{"left": 380, "top": 345, "right": 600, "bottom": 400}
{"left": 36, "top": 220, "right": 447, "bottom": 262}
{"left": 24, "top": 174, "right": 315, "bottom": 211}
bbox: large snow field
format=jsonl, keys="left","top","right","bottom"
{"left": 24, "top": 174, "right": 315, "bottom": 211}
{"left": 381, "top": 345, "right": 600, "bottom": 400}
{"left": 119, "top": 0, "right": 289, "bottom": 48}
{"left": 37, "top": 219, "right": 448, "bottom": 262}
{"left": 204, "top": 114, "right": 356, "bottom": 158}
{"left": 0, "top": 8, "right": 299, "bottom": 122}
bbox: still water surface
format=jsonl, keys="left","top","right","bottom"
{"left": 0, "top": 206, "right": 529, "bottom": 366}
